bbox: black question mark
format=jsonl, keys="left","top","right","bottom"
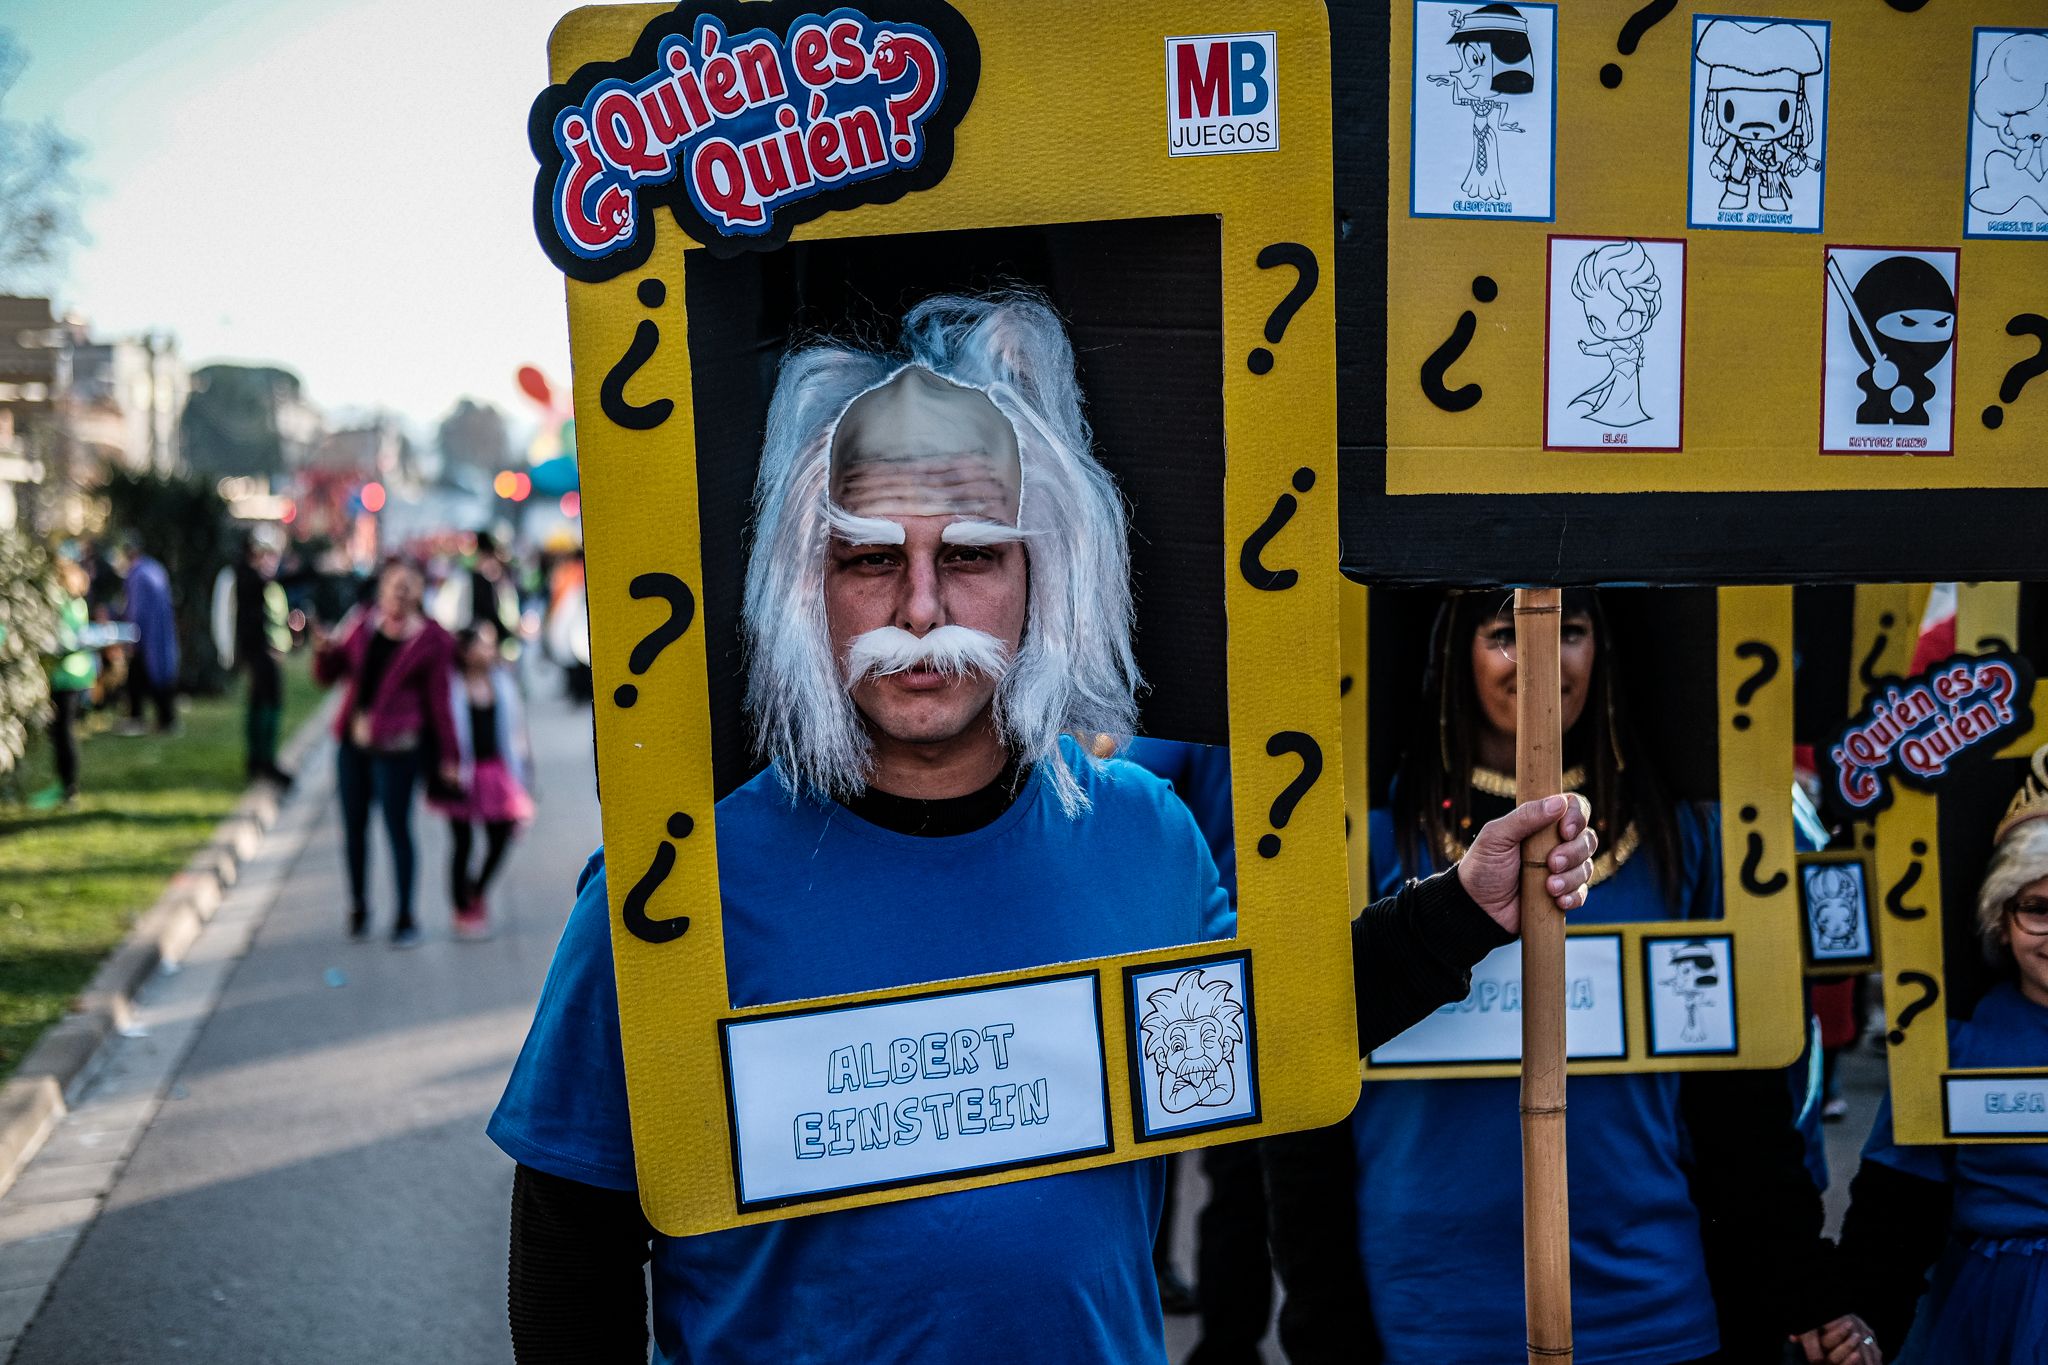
{"left": 1247, "top": 243, "right": 1320, "bottom": 375}
{"left": 1258, "top": 731, "right": 1324, "bottom": 858}
{"left": 1884, "top": 839, "right": 1929, "bottom": 920}
{"left": 1881, "top": 0, "right": 1932, "bottom": 11}
{"left": 622, "top": 812, "right": 694, "bottom": 944}
{"left": 1420, "top": 276, "right": 1497, "bottom": 412}
{"left": 1887, "top": 970, "right": 1940, "bottom": 1045}
{"left": 600, "top": 278, "right": 675, "bottom": 431}
{"left": 1859, "top": 611, "right": 1897, "bottom": 689}
{"left": 1731, "top": 641, "right": 1780, "bottom": 732}
{"left": 1339, "top": 676, "right": 1354, "bottom": 842}
{"left": 1239, "top": 468, "right": 1317, "bottom": 591}
{"left": 1599, "top": 0, "right": 1678, "bottom": 88}
{"left": 1738, "top": 804, "right": 1789, "bottom": 897}
{"left": 613, "top": 572, "right": 696, "bottom": 708}
{"left": 1982, "top": 314, "right": 2048, "bottom": 429}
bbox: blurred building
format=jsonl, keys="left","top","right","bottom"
{"left": 67, "top": 331, "right": 187, "bottom": 474}
{"left": 0, "top": 298, "right": 197, "bottom": 532}
{"left": 0, "top": 297, "right": 200, "bottom": 530}
{"left": 180, "top": 363, "right": 320, "bottom": 478}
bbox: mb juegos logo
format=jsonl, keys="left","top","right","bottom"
{"left": 1166, "top": 32, "right": 1278, "bottom": 157}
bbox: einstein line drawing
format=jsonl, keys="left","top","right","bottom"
{"left": 1129, "top": 960, "right": 1258, "bottom": 1137}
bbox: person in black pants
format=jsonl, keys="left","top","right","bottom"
{"left": 313, "top": 559, "right": 459, "bottom": 948}
{"left": 46, "top": 559, "right": 98, "bottom": 801}
{"left": 433, "top": 621, "right": 535, "bottom": 939}
{"left": 235, "top": 534, "right": 294, "bottom": 786}
{"left": 118, "top": 538, "right": 179, "bottom": 734}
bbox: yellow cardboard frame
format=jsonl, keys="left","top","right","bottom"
{"left": 1874, "top": 582, "right": 2048, "bottom": 1144}
{"left": 1350, "top": 586, "right": 1807, "bottom": 1079}
{"left": 551, "top": 0, "right": 1350, "bottom": 1234}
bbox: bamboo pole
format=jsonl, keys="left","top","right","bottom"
{"left": 1515, "top": 587, "right": 1572, "bottom": 1364}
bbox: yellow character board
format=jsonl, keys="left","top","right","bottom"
{"left": 1345, "top": 586, "right": 1806, "bottom": 1079}
{"left": 539, "top": 0, "right": 1349, "bottom": 1233}
{"left": 1871, "top": 583, "right": 2048, "bottom": 1144}
{"left": 1356, "top": 2, "right": 2048, "bottom": 587}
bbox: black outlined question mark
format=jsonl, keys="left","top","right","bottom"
{"left": 1737, "top": 804, "right": 1788, "bottom": 897}
{"left": 1887, "top": 970, "right": 1940, "bottom": 1045}
{"left": 1599, "top": 0, "right": 1678, "bottom": 89}
{"left": 1239, "top": 468, "right": 1316, "bottom": 591}
{"left": 622, "top": 812, "right": 694, "bottom": 944}
{"left": 1982, "top": 314, "right": 2048, "bottom": 429}
{"left": 1420, "top": 276, "right": 1497, "bottom": 412}
{"left": 613, "top": 572, "right": 696, "bottom": 708}
{"left": 1247, "top": 243, "right": 1319, "bottom": 375}
{"left": 1885, "top": 840, "right": 1929, "bottom": 920}
{"left": 1258, "top": 731, "right": 1324, "bottom": 858}
{"left": 600, "top": 278, "right": 675, "bottom": 431}
{"left": 1859, "top": 612, "right": 1897, "bottom": 689}
{"left": 1731, "top": 641, "right": 1779, "bottom": 732}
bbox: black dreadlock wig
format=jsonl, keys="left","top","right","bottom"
{"left": 1391, "top": 588, "right": 1687, "bottom": 906}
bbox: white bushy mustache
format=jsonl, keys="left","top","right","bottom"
{"left": 843, "top": 625, "right": 1012, "bottom": 685}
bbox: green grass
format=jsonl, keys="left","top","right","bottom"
{"left": 0, "top": 654, "right": 321, "bottom": 1080}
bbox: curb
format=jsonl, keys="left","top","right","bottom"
{"left": 0, "top": 690, "right": 340, "bottom": 1198}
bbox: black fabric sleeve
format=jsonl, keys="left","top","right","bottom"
{"left": 1679, "top": 1068, "right": 1847, "bottom": 1353}
{"left": 1353, "top": 866, "right": 1514, "bottom": 1052}
{"left": 1835, "top": 1158, "right": 1955, "bottom": 1356}
{"left": 1260, "top": 1119, "right": 1379, "bottom": 1365}
{"left": 508, "top": 1164, "right": 655, "bottom": 1364}
{"left": 1259, "top": 868, "right": 1507, "bottom": 1365}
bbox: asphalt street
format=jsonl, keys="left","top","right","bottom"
{"left": 11, "top": 669, "right": 599, "bottom": 1364}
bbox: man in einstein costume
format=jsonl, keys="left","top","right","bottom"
{"left": 488, "top": 292, "right": 1600, "bottom": 1363}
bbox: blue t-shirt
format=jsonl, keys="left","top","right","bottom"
{"left": 1862, "top": 980, "right": 2048, "bottom": 1241}
{"left": 489, "top": 744, "right": 1233, "bottom": 1365}
{"left": 1350, "top": 803, "right": 1724, "bottom": 1365}
{"left": 1125, "top": 738, "right": 1236, "bottom": 902}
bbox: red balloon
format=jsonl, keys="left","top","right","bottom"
{"left": 516, "top": 365, "right": 554, "bottom": 409}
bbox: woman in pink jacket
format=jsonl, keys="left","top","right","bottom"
{"left": 314, "top": 558, "right": 458, "bottom": 948}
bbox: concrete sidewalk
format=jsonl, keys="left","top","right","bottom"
{"left": 6, "top": 671, "right": 600, "bottom": 1364}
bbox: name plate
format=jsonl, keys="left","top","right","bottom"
{"left": 1943, "top": 1073, "right": 2048, "bottom": 1138}
{"left": 719, "top": 973, "right": 1112, "bottom": 1210}
{"left": 1369, "top": 934, "right": 1626, "bottom": 1067}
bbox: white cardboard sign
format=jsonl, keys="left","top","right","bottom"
{"left": 1944, "top": 1075, "right": 2048, "bottom": 1137}
{"left": 1368, "top": 934, "right": 1625, "bottom": 1066}
{"left": 720, "top": 974, "right": 1111, "bottom": 1209}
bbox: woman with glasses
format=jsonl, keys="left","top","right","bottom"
{"left": 1267, "top": 590, "right": 1842, "bottom": 1365}
{"left": 1829, "top": 750, "right": 2048, "bottom": 1364}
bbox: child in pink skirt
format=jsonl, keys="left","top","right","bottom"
{"left": 434, "top": 621, "right": 534, "bottom": 938}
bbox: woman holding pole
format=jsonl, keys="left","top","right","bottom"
{"left": 1268, "top": 589, "right": 1843, "bottom": 1364}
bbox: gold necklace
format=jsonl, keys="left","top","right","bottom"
{"left": 1469, "top": 765, "right": 1587, "bottom": 799}
{"left": 1447, "top": 767, "right": 1639, "bottom": 887}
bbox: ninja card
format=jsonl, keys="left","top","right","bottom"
{"left": 1821, "top": 246, "right": 1959, "bottom": 455}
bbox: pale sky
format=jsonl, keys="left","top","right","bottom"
{"left": 7, "top": 0, "right": 584, "bottom": 436}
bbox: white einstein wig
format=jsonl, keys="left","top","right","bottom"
{"left": 741, "top": 291, "right": 1140, "bottom": 815}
